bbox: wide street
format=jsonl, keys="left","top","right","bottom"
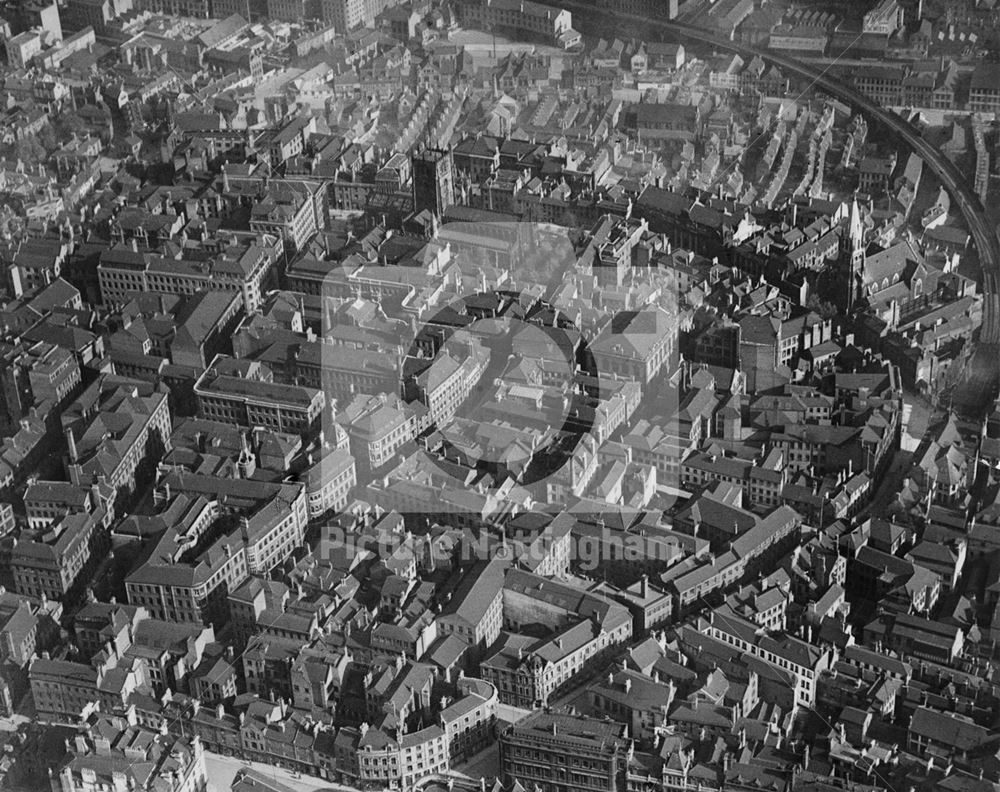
{"left": 207, "top": 735, "right": 513, "bottom": 792}
{"left": 453, "top": 745, "right": 501, "bottom": 783}
{"left": 205, "top": 752, "right": 354, "bottom": 792}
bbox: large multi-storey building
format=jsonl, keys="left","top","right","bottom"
{"left": 242, "top": 482, "right": 309, "bottom": 575}
{"left": 499, "top": 711, "right": 627, "bottom": 792}
{"left": 8, "top": 0, "right": 62, "bottom": 38}
{"left": 355, "top": 677, "right": 499, "bottom": 789}
{"left": 214, "top": 172, "right": 327, "bottom": 252}
{"left": 704, "top": 603, "right": 833, "bottom": 708}
{"left": 248, "top": 179, "right": 324, "bottom": 251}
{"left": 134, "top": 0, "right": 208, "bottom": 16}
{"left": 0, "top": 340, "right": 81, "bottom": 427}
{"left": 969, "top": 64, "right": 1000, "bottom": 114}
{"left": 482, "top": 570, "right": 633, "bottom": 707}
{"left": 125, "top": 480, "right": 307, "bottom": 626}
{"left": 342, "top": 395, "right": 416, "bottom": 472}
{"left": 28, "top": 657, "right": 100, "bottom": 720}
{"left": 61, "top": 0, "right": 116, "bottom": 34}
{"left": 437, "top": 559, "right": 506, "bottom": 653}
{"left": 266, "top": 0, "right": 319, "bottom": 20}
{"left": 590, "top": 306, "right": 677, "bottom": 386}
{"left": 63, "top": 376, "right": 172, "bottom": 501}
{"left": 304, "top": 446, "right": 357, "bottom": 518}
{"left": 407, "top": 339, "right": 489, "bottom": 425}
{"left": 322, "top": 0, "right": 366, "bottom": 29}
{"left": 5, "top": 30, "right": 43, "bottom": 69}
{"left": 194, "top": 355, "right": 325, "bottom": 436}
{"left": 321, "top": 0, "right": 393, "bottom": 29}
{"left": 852, "top": 66, "right": 905, "bottom": 107}
{"left": 10, "top": 509, "right": 105, "bottom": 601}
{"left": 0, "top": 592, "right": 43, "bottom": 670}
{"left": 98, "top": 238, "right": 277, "bottom": 312}
{"left": 459, "top": 0, "right": 573, "bottom": 45}
{"left": 30, "top": 648, "right": 149, "bottom": 721}
{"left": 123, "top": 495, "right": 241, "bottom": 626}
{"left": 589, "top": 216, "right": 649, "bottom": 288}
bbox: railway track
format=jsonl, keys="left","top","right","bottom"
{"left": 536, "top": 0, "right": 1000, "bottom": 411}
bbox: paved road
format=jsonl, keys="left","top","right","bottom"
{"left": 856, "top": 448, "right": 912, "bottom": 521}
{"left": 532, "top": 0, "right": 1000, "bottom": 415}
{"left": 453, "top": 745, "right": 501, "bottom": 782}
{"left": 204, "top": 752, "right": 354, "bottom": 792}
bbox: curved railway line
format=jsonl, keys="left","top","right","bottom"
{"left": 535, "top": 0, "right": 1000, "bottom": 413}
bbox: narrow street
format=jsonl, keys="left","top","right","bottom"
{"left": 856, "top": 448, "right": 912, "bottom": 521}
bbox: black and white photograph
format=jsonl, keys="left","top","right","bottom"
{"left": 0, "top": 1, "right": 999, "bottom": 792}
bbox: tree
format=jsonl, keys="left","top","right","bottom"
{"left": 145, "top": 426, "right": 166, "bottom": 461}
{"left": 10, "top": 136, "right": 45, "bottom": 167}
{"left": 806, "top": 293, "right": 839, "bottom": 321}
{"left": 37, "top": 123, "right": 56, "bottom": 154}
{"left": 56, "top": 112, "right": 88, "bottom": 141}
{"left": 115, "top": 484, "right": 134, "bottom": 513}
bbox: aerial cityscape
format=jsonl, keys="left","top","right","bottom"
{"left": 4, "top": 0, "right": 1000, "bottom": 791}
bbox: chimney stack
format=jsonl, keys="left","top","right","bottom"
{"left": 67, "top": 427, "right": 78, "bottom": 463}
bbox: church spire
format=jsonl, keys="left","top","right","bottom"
{"left": 849, "top": 196, "right": 864, "bottom": 255}
{"left": 844, "top": 196, "right": 865, "bottom": 311}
